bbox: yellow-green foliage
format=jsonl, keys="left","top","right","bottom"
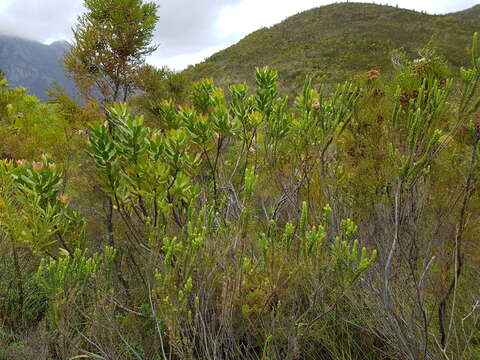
{"left": 1, "top": 30, "right": 480, "bottom": 360}
{"left": 0, "top": 84, "right": 66, "bottom": 160}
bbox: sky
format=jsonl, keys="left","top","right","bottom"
{"left": 0, "top": 0, "right": 477, "bottom": 70}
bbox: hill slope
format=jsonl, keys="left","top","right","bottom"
{"left": 184, "top": 3, "right": 480, "bottom": 93}
{"left": 0, "top": 35, "right": 75, "bottom": 99}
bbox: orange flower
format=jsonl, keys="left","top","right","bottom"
{"left": 57, "top": 195, "right": 69, "bottom": 204}
{"left": 312, "top": 99, "right": 321, "bottom": 110}
{"left": 16, "top": 159, "right": 28, "bottom": 166}
{"left": 41, "top": 153, "right": 52, "bottom": 160}
{"left": 32, "top": 162, "right": 44, "bottom": 171}
{"left": 367, "top": 69, "right": 380, "bottom": 81}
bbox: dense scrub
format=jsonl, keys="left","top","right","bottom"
{"left": 0, "top": 26, "right": 480, "bottom": 360}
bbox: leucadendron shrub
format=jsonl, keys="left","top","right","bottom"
{"left": 83, "top": 88, "right": 377, "bottom": 358}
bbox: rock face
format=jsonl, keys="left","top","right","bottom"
{"left": 0, "top": 35, "right": 75, "bottom": 99}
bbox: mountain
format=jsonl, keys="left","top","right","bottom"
{"left": 0, "top": 35, "right": 75, "bottom": 99}
{"left": 452, "top": 4, "right": 480, "bottom": 21}
{"left": 184, "top": 3, "right": 480, "bottom": 93}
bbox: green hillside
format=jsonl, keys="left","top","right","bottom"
{"left": 184, "top": 2, "right": 479, "bottom": 93}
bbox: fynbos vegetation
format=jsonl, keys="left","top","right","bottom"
{"left": 0, "top": 1, "right": 479, "bottom": 359}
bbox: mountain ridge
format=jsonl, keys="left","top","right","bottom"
{"left": 0, "top": 34, "right": 75, "bottom": 99}
{"left": 183, "top": 2, "right": 480, "bottom": 93}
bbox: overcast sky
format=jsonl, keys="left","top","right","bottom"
{"left": 0, "top": 0, "right": 477, "bottom": 70}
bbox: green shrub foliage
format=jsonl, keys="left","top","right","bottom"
{"left": 0, "top": 28, "right": 479, "bottom": 360}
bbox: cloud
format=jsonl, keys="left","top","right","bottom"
{"left": 149, "top": 45, "right": 226, "bottom": 70}
{"left": 0, "top": 0, "right": 84, "bottom": 42}
{"left": 0, "top": 0, "right": 242, "bottom": 69}
{"left": 154, "top": 0, "right": 240, "bottom": 57}
{"left": 0, "top": 0, "right": 477, "bottom": 70}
